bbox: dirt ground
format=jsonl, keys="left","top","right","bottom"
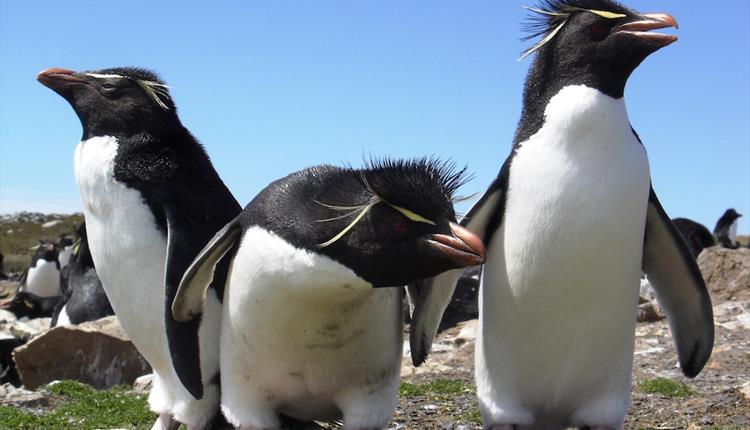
{"left": 392, "top": 302, "right": 750, "bottom": 429}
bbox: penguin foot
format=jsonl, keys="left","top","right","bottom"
{"left": 151, "top": 414, "right": 180, "bottom": 430}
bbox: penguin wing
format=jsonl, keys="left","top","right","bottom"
{"left": 408, "top": 173, "right": 506, "bottom": 366}
{"left": 172, "top": 215, "right": 242, "bottom": 322}
{"left": 642, "top": 187, "right": 714, "bottom": 377}
{"left": 164, "top": 211, "right": 241, "bottom": 400}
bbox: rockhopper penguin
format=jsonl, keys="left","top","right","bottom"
{"left": 407, "top": 1, "right": 714, "bottom": 429}
{"left": 172, "top": 159, "right": 486, "bottom": 429}
{"left": 38, "top": 67, "right": 242, "bottom": 430}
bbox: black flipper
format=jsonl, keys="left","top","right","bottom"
{"left": 164, "top": 211, "right": 239, "bottom": 400}
{"left": 408, "top": 168, "right": 508, "bottom": 366}
{"left": 642, "top": 188, "right": 714, "bottom": 377}
{"left": 172, "top": 215, "right": 243, "bottom": 322}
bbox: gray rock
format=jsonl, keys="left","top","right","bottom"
{"left": 13, "top": 316, "right": 151, "bottom": 390}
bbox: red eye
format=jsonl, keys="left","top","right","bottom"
{"left": 589, "top": 23, "right": 606, "bottom": 36}
{"left": 394, "top": 222, "right": 409, "bottom": 236}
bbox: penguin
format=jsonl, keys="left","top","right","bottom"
{"left": 18, "top": 241, "right": 62, "bottom": 300}
{"left": 172, "top": 159, "right": 486, "bottom": 429}
{"left": 671, "top": 218, "right": 715, "bottom": 257}
{"left": 713, "top": 208, "right": 742, "bottom": 249}
{"left": 51, "top": 223, "right": 114, "bottom": 327}
{"left": 0, "top": 291, "right": 48, "bottom": 319}
{"left": 38, "top": 67, "right": 241, "bottom": 430}
{"left": 408, "top": 2, "right": 714, "bottom": 428}
{"left": 57, "top": 234, "right": 75, "bottom": 272}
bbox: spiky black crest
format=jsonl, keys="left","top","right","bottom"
{"left": 521, "top": 0, "right": 633, "bottom": 58}
{"left": 360, "top": 156, "right": 469, "bottom": 214}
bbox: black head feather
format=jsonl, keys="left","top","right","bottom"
{"left": 521, "top": 0, "right": 635, "bottom": 58}
{"left": 361, "top": 157, "right": 469, "bottom": 221}
{"left": 238, "top": 159, "right": 478, "bottom": 287}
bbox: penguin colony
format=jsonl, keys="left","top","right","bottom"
{"left": 35, "top": 0, "right": 719, "bottom": 429}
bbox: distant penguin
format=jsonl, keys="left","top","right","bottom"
{"left": 0, "top": 291, "right": 48, "bottom": 319}
{"left": 11, "top": 241, "right": 64, "bottom": 317}
{"left": 19, "top": 241, "right": 62, "bottom": 299}
{"left": 57, "top": 234, "right": 74, "bottom": 272}
{"left": 0, "top": 253, "right": 8, "bottom": 280}
{"left": 172, "top": 160, "right": 485, "bottom": 429}
{"left": 714, "top": 208, "right": 742, "bottom": 249}
{"left": 672, "top": 218, "right": 716, "bottom": 257}
{"left": 409, "top": 2, "right": 713, "bottom": 428}
{"left": 38, "top": 66, "right": 241, "bottom": 429}
{"left": 52, "top": 223, "right": 113, "bottom": 327}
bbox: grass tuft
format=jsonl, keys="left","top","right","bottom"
{"left": 640, "top": 377, "right": 695, "bottom": 398}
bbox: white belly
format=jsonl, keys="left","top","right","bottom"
{"left": 477, "top": 85, "right": 651, "bottom": 426}
{"left": 221, "top": 227, "right": 402, "bottom": 426}
{"left": 23, "top": 261, "right": 61, "bottom": 298}
{"left": 74, "top": 136, "right": 171, "bottom": 372}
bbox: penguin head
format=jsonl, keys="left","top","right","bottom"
{"left": 33, "top": 241, "right": 58, "bottom": 263}
{"left": 311, "top": 159, "right": 485, "bottom": 287}
{"left": 37, "top": 67, "right": 178, "bottom": 139}
{"left": 0, "top": 292, "right": 44, "bottom": 320}
{"left": 723, "top": 208, "right": 742, "bottom": 221}
{"left": 523, "top": 0, "right": 678, "bottom": 97}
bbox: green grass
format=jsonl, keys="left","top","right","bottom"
{"left": 0, "top": 380, "right": 155, "bottom": 430}
{"left": 399, "top": 379, "right": 482, "bottom": 424}
{"left": 640, "top": 377, "right": 695, "bottom": 398}
{"left": 399, "top": 379, "right": 470, "bottom": 399}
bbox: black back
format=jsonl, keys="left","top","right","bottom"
{"left": 671, "top": 218, "right": 716, "bottom": 257}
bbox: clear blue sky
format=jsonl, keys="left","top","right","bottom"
{"left": 1, "top": 1, "right": 748, "bottom": 234}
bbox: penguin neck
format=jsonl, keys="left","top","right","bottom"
{"left": 513, "top": 50, "right": 632, "bottom": 146}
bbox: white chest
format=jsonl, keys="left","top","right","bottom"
{"left": 23, "top": 260, "right": 61, "bottom": 298}
{"left": 73, "top": 136, "right": 170, "bottom": 369}
{"left": 497, "top": 85, "right": 650, "bottom": 297}
{"left": 729, "top": 220, "right": 738, "bottom": 243}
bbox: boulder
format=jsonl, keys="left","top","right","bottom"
{"left": 698, "top": 247, "right": 750, "bottom": 302}
{"left": 438, "top": 266, "right": 480, "bottom": 332}
{"left": 12, "top": 316, "right": 150, "bottom": 390}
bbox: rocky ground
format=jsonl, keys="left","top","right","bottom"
{"left": 0, "top": 245, "right": 748, "bottom": 429}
